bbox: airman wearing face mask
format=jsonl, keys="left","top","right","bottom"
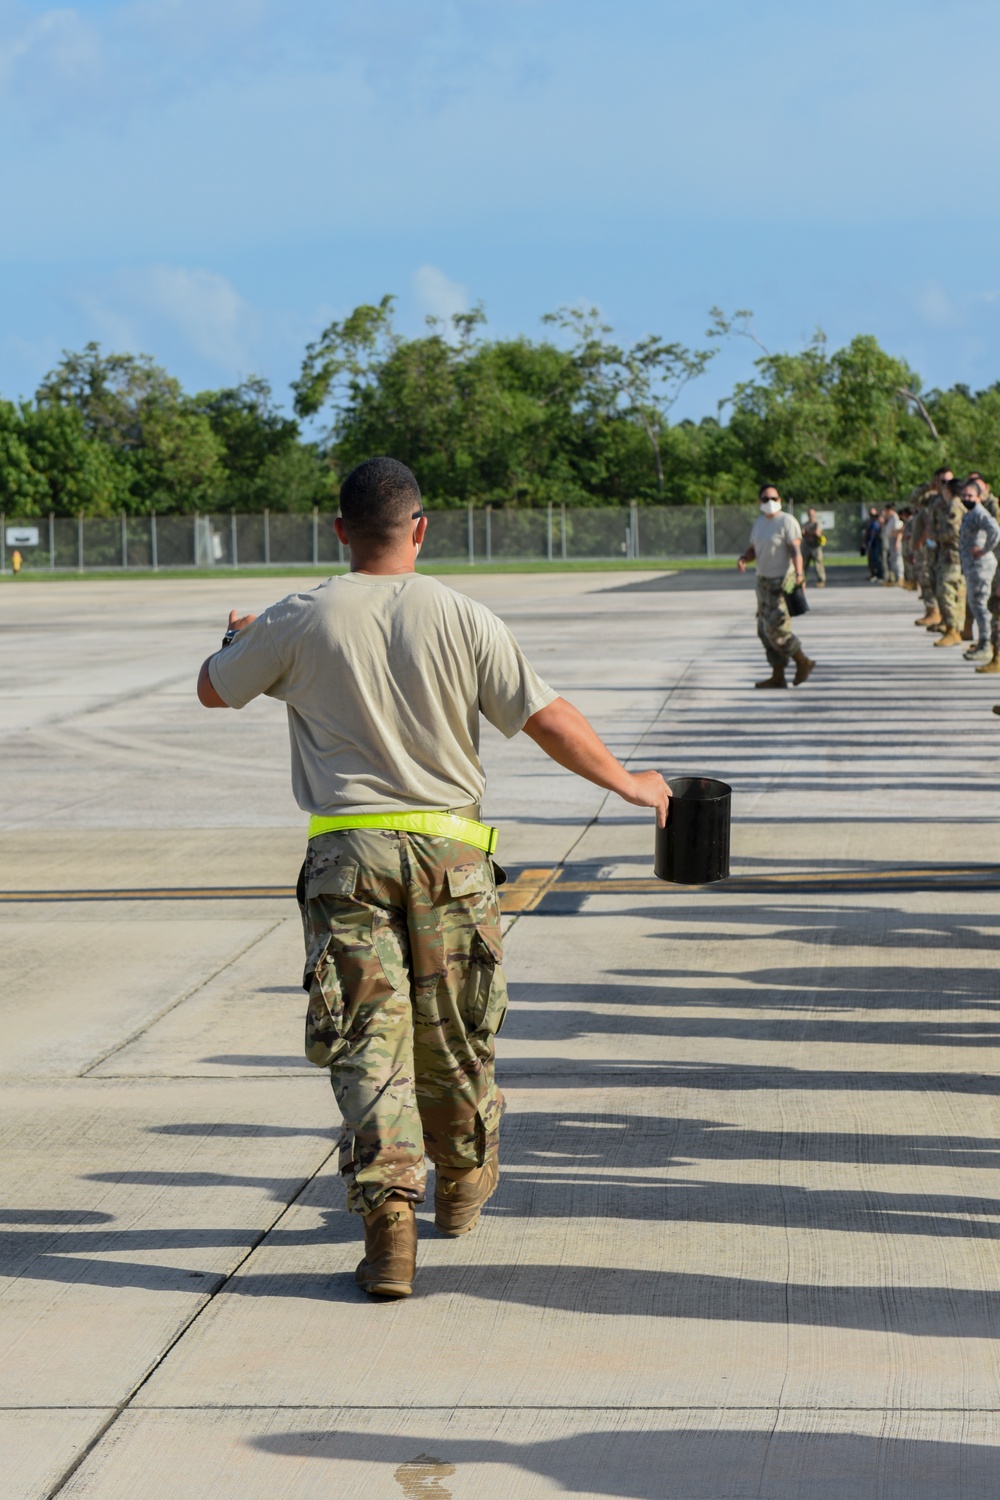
{"left": 737, "top": 485, "right": 816, "bottom": 689}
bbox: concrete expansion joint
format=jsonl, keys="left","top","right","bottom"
{"left": 39, "top": 1140, "right": 340, "bottom": 1500}
{"left": 75, "top": 919, "right": 285, "bottom": 1078}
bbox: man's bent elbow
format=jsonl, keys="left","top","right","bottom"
{"left": 197, "top": 659, "right": 230, "bottom": 708}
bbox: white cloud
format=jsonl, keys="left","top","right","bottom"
{"left": 77, "top": 265, "right": 258, "bottom": 372}
{"left": 126, "top": 266, "right": 253, "bottom": 366}
{"left": 412, "top": 265, "right": 470, "bottom": 330}
{"left": 916, "top": 281, "right": 958, "bottom": 330}
{"left": 0, "top": 6, "right": 101, "bottom": 95}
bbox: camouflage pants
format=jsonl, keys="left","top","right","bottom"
{"left": 917, "top": 548, "right": 937, "bottom": 608}
{"left": 756, "top": 576, "right": 802, "bottom": 669}
{"left": 991, "top": 586, "right": 1000, "bottom": 651}
{"left": 965, "top": 560, "right": 996, "bottom": 645}
{"left": 300, "top": 828, "right": 507, "bottom": 1215}
{"left": 933, "top": 554, "right": 966, "bottom": 631}
{"left": 802, "top": 545, "right": 826, "bottom": 585}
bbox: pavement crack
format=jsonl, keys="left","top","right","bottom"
{"left": 76, "top": 919, "right": 286, "bottom": 1077}
{"left": 41, "top": 1139, "right": 338, "bottom": 1500}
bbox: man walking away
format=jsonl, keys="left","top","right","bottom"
{"left": 196, "top": 456, "right": 670, "bottom": 1299}
{"left": 737, "top": 484, "right": 816, "bottom": 689}
{"left": 881, "top": 503, "right": 904, "bottom": 585}
{"left": 926, "top": 477, "right": 967, "bottom": 647}
{"left": 959, "top": 478, "right": 1000, "bottom": 665}
{"left": 801, "top": 508, "right": 827, "bottom": 587}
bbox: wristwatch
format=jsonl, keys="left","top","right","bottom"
{"left": 221, "top": 627, "right": 239, "bottom": 649}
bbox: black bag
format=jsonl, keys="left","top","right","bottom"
{"left": 786, "top": 583, "right": 809, "bottom": 616}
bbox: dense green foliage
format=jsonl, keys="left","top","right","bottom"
{"left": 2, "top": 305, "right": 997, "bottom": 516}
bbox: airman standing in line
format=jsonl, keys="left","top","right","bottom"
{"left": 881, "top": 502, "right": 904, "bottom": 586}
{"left": 913, "top": 471, "right": 950, "bottom": 627}
{"left": 961, "top": 475, "right": 1000, "bottom": 675}
{"left": 900, "top": 507, "right": 917, "bottom": 590}
{"left": 925, "top": 476, "right": 966, "bottom": 647}
{"left": 959, "top": 478, "right": 1000, "bottom": 665}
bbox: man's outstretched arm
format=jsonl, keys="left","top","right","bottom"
{"left": 522, "top": 697, "right": 671, "bottom": 827}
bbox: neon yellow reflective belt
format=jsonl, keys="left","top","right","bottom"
{"left": 307, "top": 810, "right": 498, "bottom": 855}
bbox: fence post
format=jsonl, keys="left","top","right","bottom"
{"left": 546, "top": 503, "right": 553, "bottom": 562}
{"left": 467, "top": 503, "right": 475, "bottom": 565}
{"left": 312, "top": 506, "right": 319, "bottom": 566}
{"left": 485, "top": 505, "right": 492, "bottom": 562}
{"left": 705, "top": 497, "right": 715, "bottom": 559}
{"left": 151, "top": 514, "right": 158, "bottom": 571}
{"left": 49, "top": 513, "right": 55, "bottom": 570}
{"left": 1, "top": 514, "right": 5, "bottom": 574}
{"left": 263, "top": 508, "right": 270, "bottom": 566}
{"left": 77, "top": 513, "right": 84, "bottom": 572}
{"left": 121, "top": 512, "right": 127, "bottom": 569}
{"left": 561, "top": 503, "right": 567, "bottom": 560}
{"left": 630, "top": 501, "right": 639, "bottom": 560}
{"left": 230, "top": 512, "right": 238, "bottom": 569}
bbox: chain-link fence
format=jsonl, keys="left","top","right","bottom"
{"left": 0, "top": 502, "right": 872, "bottom": 573}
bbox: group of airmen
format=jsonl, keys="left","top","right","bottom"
{"left": 894, "top": 467, "right": 1000, "bottom": 671}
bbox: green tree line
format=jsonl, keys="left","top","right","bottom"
{"left": 2, "top": 301, "right": 999, "bottom": 516}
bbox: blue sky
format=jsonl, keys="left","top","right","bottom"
{"left": 2, "top": 0, "right": 999, "bottom": 421}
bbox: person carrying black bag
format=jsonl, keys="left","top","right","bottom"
{"left": 737, "top": 483, "right": 817, "bottom": 690}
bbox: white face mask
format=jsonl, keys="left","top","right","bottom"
{"left": 760, "top": 499, "right": 780, "bottom": 516}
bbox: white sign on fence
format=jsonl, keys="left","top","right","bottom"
{"left": 5, "top": 526, "right": 40, "bottom": 547}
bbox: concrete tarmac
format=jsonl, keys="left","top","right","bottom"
{"left": 2, "top": 568, "right": 999, "bottom": 1499}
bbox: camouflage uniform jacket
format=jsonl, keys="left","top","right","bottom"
{"left": 908, "top": 485, "right": 936, "bottom": 548}
{"left": 926, "top": 493, "right": 964, "bottom": 560}
{"left": 901, "top": 515, "right": 915, "bottom": 553}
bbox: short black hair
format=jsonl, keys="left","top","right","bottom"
{"left": 933, "top": 465, "right": 953, "bottom": 479}
{"left": 758, "top": 481, "right": 780, "bottom": 497}
{"left": 339, "top": 457, "right": 421, "bottom": 542}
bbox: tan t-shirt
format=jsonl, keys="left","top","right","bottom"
{"left": 208, "top": 572, "right": 559, "bottom": 815}
{"left": 749, "top": 510, "right": 802, "bottom": 579}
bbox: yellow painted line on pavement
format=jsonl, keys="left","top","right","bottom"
{"left": 0, "top": 886, "right": 296, "bottom": 902}
{"left": 1, "top": 865, "right": 998, "bottom": 905}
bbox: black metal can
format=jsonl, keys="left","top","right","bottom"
{"left": 654, "top": 776, "right": 731, "bottom": 885}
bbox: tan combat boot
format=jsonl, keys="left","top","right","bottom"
{"left": 355, "top": 1198, "right": 417, "bottom": 1298}
{"left": 792, "top": 651, "right": 816, "bottom": 685}
{"left": 976, "top": 653, "right": 1000, "bottom": 673}
{"left": 933, "top": 627, "right": 963, "bottom": 647}
{"left": 754, "top": 666, "right": 787, "bottom": 689}
{"left": 435, "top": 1156, "right": 500, "bottom": 1237}
{"left": 915, "top": 608, "right": 941, "bottom": 627}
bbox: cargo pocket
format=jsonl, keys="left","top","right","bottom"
{"left": 304, "top": 939, "right": 349, "bottom": 1068}
{"left": 445, "top": 860, "right": 494, "bottom": 903}
{"left": 301, "top": 861, "right": 360, "bottom": 1068}
{"left": 464, "top": 926, "right": 508, "bottom": 1037}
